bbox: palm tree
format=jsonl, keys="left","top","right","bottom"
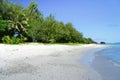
{"left": 8, "top": 12, "right": 29, "bottom": 36}
{"left": 23, "top": 2, "right": 41, "bottom": 20}
{"left": 6, "top": 3, "right": 29, "bottom": 37}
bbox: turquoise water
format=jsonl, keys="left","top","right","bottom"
{"left": 99, "top": 45, "right": 120, "bottom": 65}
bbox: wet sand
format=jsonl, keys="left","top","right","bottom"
{"left": 92, "top": 53, "right": 120, "bottom": 80}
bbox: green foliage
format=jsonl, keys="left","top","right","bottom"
{"left": 2, "top": 35, "right": 27, "bottom": 44}
{"left": 2, "top": 36, "right": 12, "bottom": 44}
{"left": 23, "top": 2, "right": 40, "bottom": 18}
{"left": 0, "top": 0, "right": 28, "bottom": 37}
{"left": 49, "top": 39, "right": 56, "bottom": 43}
{"left": 0, "top": 17, "right": 8, "bottom": 32}
{"left": 11, "top": 37, "right": 20, "bottom": 44}
{"left": 7, "top": 5, "right": 29, "bottom": 36}
{"left": 27, "top": 17, "right": 43, "bottom": 42}
{"left": 0, "top": 0, "right": 95, "bottom": 44}
{"left": 19, "top": 34, "right": 27, "bottom": 43}
{"left": 83, "top": 38, "right": 94, "bottom": 44}
{"left": 0, "top": 17, "right": 8, "bottom": 41}
{"left": 2, "top": 36, "right": 20, "bottom": 44}
{"left": 65, "top": 23, "right": 83, "bottom": 43}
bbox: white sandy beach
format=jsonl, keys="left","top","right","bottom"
{"left": 0, "top": 44, "right": 105, "bottom": 80}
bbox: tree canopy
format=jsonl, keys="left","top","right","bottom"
{"left": 0, "top": 0, "right": 94, "bottom": 44}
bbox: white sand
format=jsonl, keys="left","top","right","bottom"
{"left": 0, "top": 44, "right": 105, "bottom": 80}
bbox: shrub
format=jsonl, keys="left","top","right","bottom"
{"left": 11, "top": 37, "right": 20, "bottom": 44}
{"left": 19, "top": 34, "right": 27, "bottom": 43}
{"left": 2, "top": 35, "right": 27, "bottom": 44}
{"left": 2, "top": 36, "right": 12, "bottom": 44}
{"left": 49, "top": 39, "right": 56, "bottom": 43}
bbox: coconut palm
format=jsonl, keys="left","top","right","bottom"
{"left": 8, "top": 12, "right": 28, "bottom": 35}
{"left": 6, "top": 3, "right": 29, "bottom": 36}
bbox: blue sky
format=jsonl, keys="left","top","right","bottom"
{"left": 11, "top": 0, "right": 120, "bottom": 43}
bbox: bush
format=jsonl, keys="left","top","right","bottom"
{"left": 49, "top": 39, "right": 56, "bottom": 43}
{"left": 2, "top": 35, "right": 27, "bottom": 44}
{"left": 2, "top": 36, "right": 12, "bottom": 44}
{"left": 19, "top": 34, "right": 27, "bottom": 43}
{"left": 11, "top": 37, "right": 20, "bottom": 44}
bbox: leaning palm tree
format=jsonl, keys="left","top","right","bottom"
{"left": 8, "top": 13, "right": 28, "bottom": 34}
{"left": 7, "top": 3, "right": 29, "bottom": 36}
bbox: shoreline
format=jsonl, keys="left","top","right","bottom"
{"left": 80, "top": 47, "right": 106, "bottom": 66}
{"left": 92, "top": 50, "right": 120, "bottom": 80}
{"left": 0, "top": 44, "right": 106, "bottom": 80}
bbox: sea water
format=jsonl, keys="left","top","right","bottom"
{"left": 92, "top": 44, "right": 120, "bottom": 80}
{"left": 98, "top": 44, "right": 120, "bottom": 66}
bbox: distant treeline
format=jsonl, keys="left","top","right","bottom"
{"left": 0, "top": 0, "right": 94, "bottom": 44}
